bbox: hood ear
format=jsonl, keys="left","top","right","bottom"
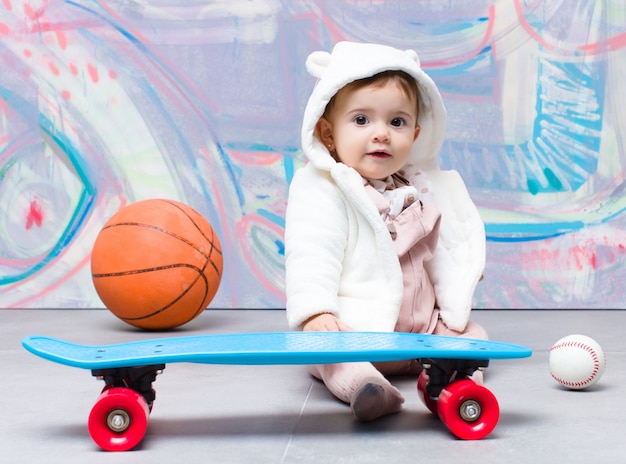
{"left": 306, "top": 51, "right": 332, "bottom": 79}
{"left": 404, "top": 49, "right": 420, "bottom": 67}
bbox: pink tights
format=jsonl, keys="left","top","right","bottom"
{"left": 307, "top": 320, "right": 488, "bottom": 421}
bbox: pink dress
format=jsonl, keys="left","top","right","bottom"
{"left": 308, "top": 175, "right": 487, "bottom": 407}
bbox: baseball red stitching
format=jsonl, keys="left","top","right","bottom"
{"left": 550, "top": 341, "right": 603, "bottom": 388}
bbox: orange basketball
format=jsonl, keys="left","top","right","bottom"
{"left": 91, "top": 199, "right": 223, "bottom": 330}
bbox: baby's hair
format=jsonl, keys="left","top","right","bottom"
{"left": 322, "top": 70, "right": 420, "bottom": 123}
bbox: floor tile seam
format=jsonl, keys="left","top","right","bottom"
{"left": 280, "top": 380, "right": 314, "bottom": 463}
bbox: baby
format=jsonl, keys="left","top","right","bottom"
{"left": 285, "top": 42, "right": 487, "bottom": 421}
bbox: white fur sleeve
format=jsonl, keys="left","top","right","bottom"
{"left": 424, "top": 170, "right": 485, "bottom": 331}
{"left": 284, "top": 166, "right": 348, "bottom": 330}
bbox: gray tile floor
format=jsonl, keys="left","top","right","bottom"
{"left": 2, "top": 309, "right": 624, "bottom": 463}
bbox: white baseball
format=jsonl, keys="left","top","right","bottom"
{"left": 549, "top": 334, "right": 606, "bottom": 390}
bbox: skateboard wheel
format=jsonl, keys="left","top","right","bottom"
{"left": 88, "top": 387, "right": 150, "bottom": 451}
{"left": 417, "top": 371, "right": 439, "bottom": 416}
{"left": 436, "top": 379, "right": 499, "bottom": 440}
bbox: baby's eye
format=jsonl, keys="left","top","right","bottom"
{"left": 390, "top": 117, "right": 406, "bottom": 127}
{"left": 354, "top": 115, "right": 369, "bottom": 125}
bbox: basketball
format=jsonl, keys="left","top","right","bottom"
{"left": 91, "top": 199, "right": 223, "bottom": 330}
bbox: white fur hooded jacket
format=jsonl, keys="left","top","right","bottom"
{"left": 285, "top": 42, "right": 485, "bottom": 332}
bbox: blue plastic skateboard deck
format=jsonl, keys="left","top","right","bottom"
{"left": 22, "top": 331, "right": 531, "bottom": 369}
{"left": 22, "top": 332, "right": 532, "bottom": 450}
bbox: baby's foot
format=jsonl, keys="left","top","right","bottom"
{"left": 350, "top": 377, "right": 404, "bottom": 422}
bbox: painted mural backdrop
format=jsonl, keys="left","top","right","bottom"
{"left": 1, "top": 0, "right": 625, "bottom": 309}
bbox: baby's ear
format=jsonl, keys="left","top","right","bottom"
{"left": 306, "top": 51, "right": 332, "bottom": 79}
{"left": 316, "top": 118, "right": 334, "bottom": 146}
{"left": 413, "top": 125, "right": 421, "bottom": 141}
{"left": 404, "top": 49, "right": 420, "bottom": 67}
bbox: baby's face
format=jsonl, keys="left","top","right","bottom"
{"left": 319, "top": 81, "right": 420, "bottom": 180}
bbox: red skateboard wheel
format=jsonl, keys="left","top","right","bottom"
{"left": 88, "top": 387, "right": 150, "bottom": 451}
{"left": 436, "top": 379, "right": 499, "bottom": 440}
{"left": 417, "top": 370, "right": 439, "bottom": 416}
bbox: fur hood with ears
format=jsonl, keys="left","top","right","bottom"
{"left": 301, "top": 41, "right": 447, "bottom": 176}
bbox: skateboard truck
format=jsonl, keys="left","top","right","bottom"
{"left": 418, "top": 358, "right": 489, "bottom": 399}
{"left": 91, "top": 365, "right": 165, "bottom": 408}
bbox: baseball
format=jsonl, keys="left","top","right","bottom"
{"left": 549, "top": 334, "right": 606, "bottom": 390}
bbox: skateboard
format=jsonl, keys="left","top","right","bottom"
{"left": 22, "top": 331, "right": 531, "bottom": 451}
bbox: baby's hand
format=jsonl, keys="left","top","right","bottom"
{"left": 302, "top": 313, "right": 352, "bottom": 332}
{"left": 387, "top": 185, "right": 418, "bottom": 217}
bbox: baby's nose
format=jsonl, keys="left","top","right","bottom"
{"left": 372, "top": 123, "right": 391, "bottom": 142}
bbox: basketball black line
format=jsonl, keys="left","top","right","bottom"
{"left": 93, "top": 263, "right": 198, "bottom": 278}
{"left": 93, "top": 263, "right": 209, "bottom": 322}
{"left": 157, "top": 200, "right": 223, "bottom": 319}
{"left": 159, "top": 200, "right": 222, "bottom": 318}
{"left": 162, "top": 200, "right": 223, "bottom": 276}
{"left": 102, "top": 221, "right": 214, "bottom": 260}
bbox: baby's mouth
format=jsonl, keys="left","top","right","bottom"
{"left": 368, "top": 151, "right": 391, "bottom": 158}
